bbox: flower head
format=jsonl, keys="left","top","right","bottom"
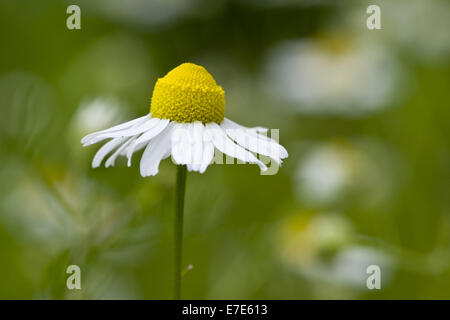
{"left": 81, "top": 63, "right": 288, "bottom": 177}
{"left": 151, "top": 63, "right": 225, "bottom": 124}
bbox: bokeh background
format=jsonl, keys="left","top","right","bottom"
{"left": 0, "top": 0, "right": 449, "bottom": 299}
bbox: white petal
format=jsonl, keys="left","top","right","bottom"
{"left": 221, "top": 118, "right": 288, "bottom": 159}
{"left": 120, "top": 140, "right": 148, "bottom": 156}
{"left": 140, "top": 123, "right": 174, "bottom": 177}
{"left": 105, "top": 137, "right": 136, "bottom": 168}
{"left": 171, "top": 123, "right": 193, "bottom": 165}
{"left": 134, "top": 118, "right": 170, "bottom": 145}
{"left": 190, "top": 121, "right": 204, "bottom": 171}
{"left": 81, "top": 115, "right": 149, "bottom": 145}
{"left": 252, "top": 126, "right": 269, "bottom": 134}
{"left": 206, "top": 123, "right": 267, "bottom": 171}
{"left": 83, "top": 117, "right": 161, "bottom": 146}
{"left": 125, "top": 142, "right": 141, "bottom": 167}
{"left": 221, "top": 118, "right": 273, "bottom": 143}
{"left": 91, "top": 137, "right": 125, "bottom": 168}
{"left": 221, "top": 118, "right": 269, "bottom": 136}
{"left": 221, "top": 128, "right": 286, "bottom": 165}
{"left": 126, "top": 118, "right": 170, "bottom": 166}
{"left": 199, "top": 130, "right": 214, "bottom": 174}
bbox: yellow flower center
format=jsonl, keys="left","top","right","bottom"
{"left": 150, "top": 63, "right": 225, "bottom": 124}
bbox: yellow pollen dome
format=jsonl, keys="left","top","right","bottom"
{"left": 150, "top": 63, "right": 225, "bottom": 124}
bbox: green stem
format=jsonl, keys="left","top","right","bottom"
{"left": 174, "top": 165, "right": 187, "bottom": 300}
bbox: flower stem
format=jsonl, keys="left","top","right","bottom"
{"left": 174, "top": 165, "right": 187, "bottom": 300}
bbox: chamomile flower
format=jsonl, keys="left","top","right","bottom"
{"left": 263, "top": 36, "right": 400, "bottom": 116}
{"left": 81, "top": 63, "right": 288, "bottom": 176}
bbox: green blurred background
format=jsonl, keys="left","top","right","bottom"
{"left": 0, "top": 0, "right": 449, "bottom": 299}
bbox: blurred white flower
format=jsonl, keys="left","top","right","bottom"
{"left": 279, "top": 212, "right": 353, "bottom": 267}
{"left": 296, "top": 145, "right": 349, "bottom": 204}
{"left": 346, "top": 0, "right": 450, "bottom": 63}
{"left": 331, "top": 245, "right": 393, "bottom": 288}
{"left": 72, "top": 96, "right": 125, "bottom": 136}
{"left": 278, "top": 212, "right": 394, "bottom": 290}
{"left": 262, "top": 36, "right": 401, "bottom": 116}
{"left": 294, "top": 140, "right": 400, "bottom": 206}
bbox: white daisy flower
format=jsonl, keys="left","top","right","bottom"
{"left": 263, "top": 36, "right": 401, "bottom": 116}
{"left": 81, "top": 63, "right": 288, "bottom": 177}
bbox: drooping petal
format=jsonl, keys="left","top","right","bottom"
{"left": 221, "top": 125, "right": 286, "bottom": 165}
{"left": 140, "top": 123, "right": 175, "bottom": 177}
{"left": 126, "top": 118, "right": 170, "bottom": 166}
{"left": 206, "top": 122, "right": 267, "bottom": 171}
{"left": 221, "top": 118, "right": 288, "bottom": 160}
{"left": 120, "top": 140, "right": 149, "bottom": 156}
{"left": 83, "top": 117, "right": 161, "bottom": 146}
{"left": 125, "top": 141, "right": 144, "bottom": 167}
{"left": 134, "top": 118, "right": 170, "bottom": 145}
{"left": 251, "top": 126, "right": 269, "bottom": 134}
{"left": 91, "top": 137, "right": 125, "bottom": 168}
{"left": 81, "top": 115, "right": 149, "bottom": 145}
{"left": 199, "top": 129, "right": 214, "bottom": 174}
{"left": 105, "top": 137, "right": 136, "bottom": 168}
{"left": 221, "top": 119, "right": 274, "bottom": 145}
{"left": 190, "top": 121, "right": 204, "bottom": 171}
{"left": 171, "top": 123, "right": 193, "bottom": 166}
{"left": 221, "top": 118, "right": 269, "bottom": 136}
